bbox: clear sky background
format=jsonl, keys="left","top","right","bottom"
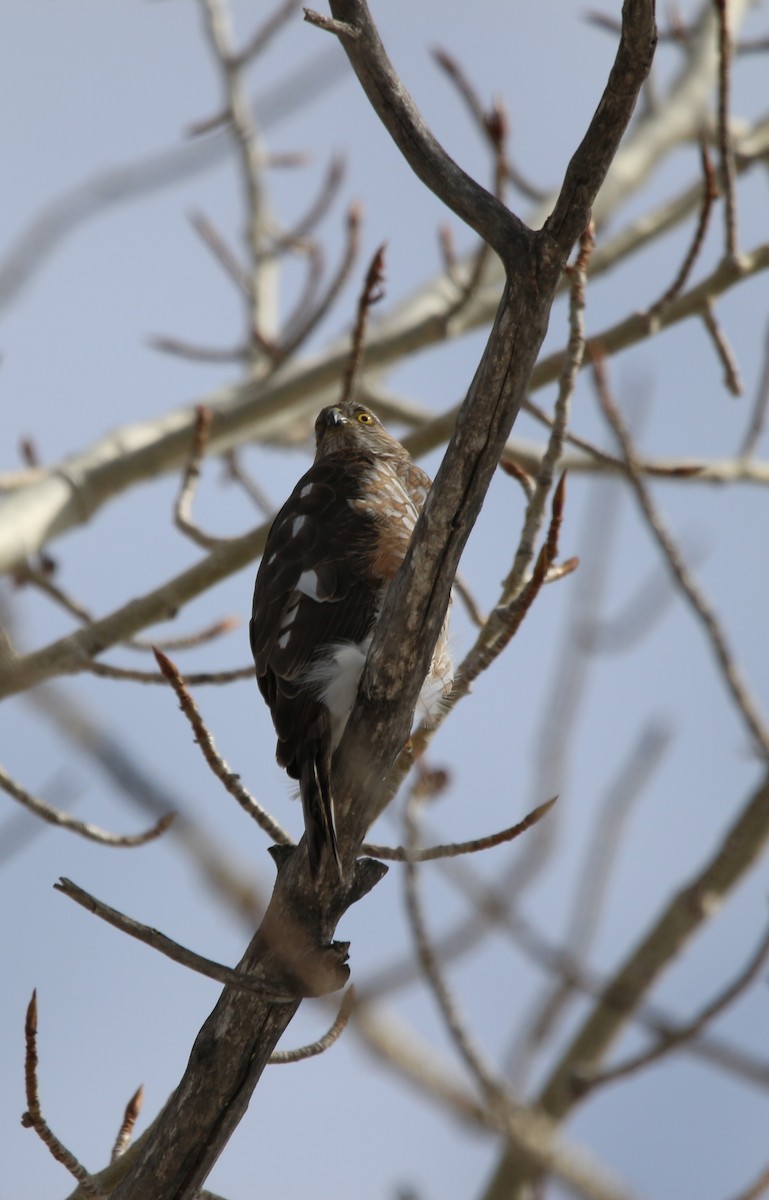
{"left": 2, "top": 2, "right": 769, "bottom": 1198}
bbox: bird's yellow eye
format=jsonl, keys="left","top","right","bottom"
{"left": 356, "top": 411, "right": 374, "bottom": 425}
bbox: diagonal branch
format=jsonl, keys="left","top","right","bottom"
{"left": 108, "top": 6, "right": 656, "bottom": 1197}
{"left": 581, "top": 914, "right": 769, "bottom": 1091}
{"left": 330, "top": 0, "right": 655, "bottom": 877}
{"left": 54, "top": 878, "right": 294, "bottom": 999}
{"left": 594, "top": 353, "right": 769, "bottom": 754}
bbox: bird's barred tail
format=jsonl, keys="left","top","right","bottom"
{"left": 300, "top": 753, "right": 343, "bottom": 878}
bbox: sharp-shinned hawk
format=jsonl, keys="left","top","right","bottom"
{"left": 250, "top": 400, "right": 452, "bottom": 876}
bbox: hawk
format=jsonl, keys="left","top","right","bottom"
{"left": 250, "top": 400, "right": 452, "bottom": 876}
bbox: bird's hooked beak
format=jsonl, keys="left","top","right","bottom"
{"left": 323, "top": 406, "right": 347, "bottom": 428}
{"left": 314, "top": 404, "right": 350, "bottom": 456}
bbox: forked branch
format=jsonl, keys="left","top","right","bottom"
{"left": 109, "top": 5, "right": 656, "bottom": 1197}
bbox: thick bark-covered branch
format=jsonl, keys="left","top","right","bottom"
{"left": 108, "top": 4, "right": 656, "bottom": 1197}
{"left": 331, "top": 0, "right": 656, "bottom": 864}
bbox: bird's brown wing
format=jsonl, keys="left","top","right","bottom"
{"left": 251, "top": 447, "right": 422, "bottom": 873}
{"left": 250, "top": 452, "right": 384, "bottom": 776}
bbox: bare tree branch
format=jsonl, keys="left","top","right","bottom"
{"left": 714, "top": 0, "right": 739, "bottom": 259}
{"left": 54, "top": 878, "right": 294, "bottom": 999}
{"left": 153, "top": 648, "right": 291, "bottom": 846}
{"left": 105, "top": 4, "right": 656, "bottom": 1196}
{"left": 4, "top": 236, "right": 768, "bottom": 578}
{"left": 363, "top": 797, "right": 556, "bottom": 862}
{"left": 111, "top": 1088, "right": 144, "bottom": 1164}
{"left": 21, "top": 992, "right": 105, "bottom": 1199}
{"left": 647, "top": 140, "right": 717, "bottom": 315}
{"left": 340, "top": 242, "right": 387, "bottom": 405}
{"left": 740, "top": 318, "right": 769, "bottom": 457}
{"left": 580, "top": 915, "right": 769, "bottom": 1091}
{"left": 269, "top": 987, "right": 355, "bottom": 1062}
{"left": 594, "top": 353, "right": 769, "bottom": 755}
{"left": 701, "top": 300, "right": 743, "bottom": 396}
{"left": 480, "top": 765, "right": 769, "bottom": 1198}
{"left": 0, "top": 764, "right": 173, "bottom": 848}
{"left": 0, "top": 51, "right": 344, "bottom": 313}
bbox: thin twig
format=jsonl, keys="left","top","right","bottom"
{"left": 21, "top": 992, "right": 105, "bottom": 1199}
{"left": 276, "top": 204, "right": 362, "bottom": 363}
{"left": 17, "top": 565, "right": 239, "bottom": 653}
{"left": 701, "top": 301, "right": 743, "bottom": 395}
{"left": 437, "top": 223, "right": 461, "bottom": 287}
{"left": 221, "top": 449, "right": 275, "bottom": 516}
{"left": 579, "top": 542, "right": 707, "bottom": 654}
{"left": 232, "top": 0, "right": 301, "bottom": 67}
{"left": 499, "top": 456, "right": 535, "bottom": 501}
{"left": 500, "top": 414, "right": 643, "bottom": 976}
{"left": 432, "top": 47, "right": 487, "bottom": 128}
{"left": 303, "top": 9, "right": 359, "bottom": 39}
{"left": 174, "top": 406, "right": 239, "bottom": 549}
{"left": 416, "top": 222, "right": 593, "bottom": 737}
{"left": 189, "top": 210, "right": 253, "bottom": 297}
{"left": 400, "top": 810, "right": 640, "bottom": 1198}
{"left": 358, "top": 843, "right": 769, "bottom": 1096}
{"left": 386, "top": 474, "right": 574, "bottom": 819}
{"left": 275, "top": 239, "right": 325, "bottom": 340}
{"left": 432, "top": 47, "right": 545, "bottom": 203}
{"left": 31, "top": 685, "right": 267, "bottom": 926}
{"left": 154, "top": 649, "right": 292, "bottom": 845}
{"left": 54, "top": 878, "right": 294, "bottom": 999}
{"left": 739, "top": 319, "right": 769, "bottom": 457}
{"left": 431, "top": 50, "right": 509, "bottom": 327}
{"left": 0, "top": 764, "right": 173, "bottom": 848}
{"left": 733, "top": 37, "right": 769, "bottom": 56}
{"left": 460, "top": 89, "right": 506, "bottom": 307}
{"left": 265, "top": 154, "right": 345, "bottom": 249}
{"left": 520, "top": 397, "right": 632, "bottom": 476}
{"left": 131, "top": 617, "right": 240, "bottom": 652}
{"left": 648, "top": 141, "right": 717, "bottom": 315}
{"left": 456, "top": 474, "right": 572, "bottom": 697}
{"left": 339, "top": 243, "right": 386, "bottom": 406}
{"left": 269, "top": 987, "right": 355, "bottom": 1062}
{"left": 714, "top": 0, "right": 739, "bottom": 259}
{"left": 19, "top": 436, "right": 41, "bottom": 467}
{"left": 80, "top": 660, "right": 254, "bottom": 685}
{"left": 14, "top": 560, "right": 94, "bottom": 623}
{"left": 0, "top": 48, "right": 344, "bottom": 316}
{"left": 594, "top": 352, "right": 769, "bottom": 756}
{"left": 147, "top": 336, "right": 248, "bottom": 363}
{"left": 111, "top": 1087, "right": 144, "bottom": 1163}
{"left": 363, "top": 797, "right": 556, "bottom": 862}
{"left": 452, "top": 573, "right": 486, "bottom": 628}
{"left": 581, "top": 915, "right": 769, "bottom": 1092}
{"left": 201, "top": 0, "right": 275, "bottom": 346}
{"left": 512, "top": 723, "right": 672, "bottom": 1069}
{"left": 403, "top": 795, "right": 507, "bottom": 1102}
{"left": 545, "top": 559, "right": 580, "bottom": 584}
{"left": 501, "top": 222, "right": 594, "bottom": 605}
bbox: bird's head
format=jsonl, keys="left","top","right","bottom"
{"left": 314, "top": 401, "right": 403, "bottom": 459}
